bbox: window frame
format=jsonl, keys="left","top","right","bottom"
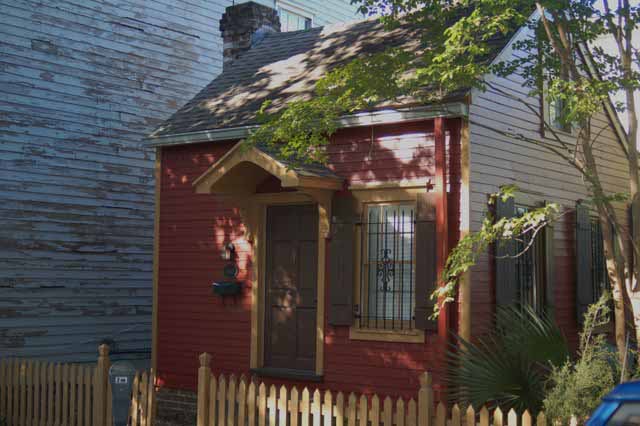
{"left": 357, "top": 201, "right": 417, "bottom": 331}
{"left": 275, "top": 1, "right": 314, "bottom": 32}
{"left": 513, "top": 203, "right": 547, "bottom": 314}
{"left": 348, "top": 186, "right": 427, "bottom": 343}
{"left": 541, "top": 78, "right": 576, "bottom": 137}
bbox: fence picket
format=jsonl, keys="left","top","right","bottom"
{"left": 83, "top": 367, "right": 91, "bottom": 426}
{"left": 311, "top": 389, "right": 321, "bottom": 426}
{"left": 323, "top": 391, "right": 332, "bottom": 426}
{"left": 13, "top": 360, "right": 20, "bottom": 426}
{"left": 238, "top": 376, "right": 247, "bottom": 426}
{"left": 407, "top": 399, "right": 416, "bottom": 426}
{"left": 301, "top": 388, "right": 310, "bottom": 426}
{"left": 71, "top": 365, "right": 78, "bottom": 426}
{"left": 465, "top": 405, "right": 475, "bottom": 426}
{"left": 268, "top": 385, "right": 277, "bottom": 426}
{"left": 62, "top": 364, "right": 70, "bottom": 426}
{"left": 247, "top": 380, "right": 256, "bottom": 426}
{"left": 20, "top": 360, "right": 27, "bottom": 426}
{"left": 219, "top": 375, "right": 228, "bottom": 426}
{"left": 0, "top": 360, "right": 5, "bottom": 419}
{"left": 290, "top": 387, "right": 300, "bottom": 426}
{"left": 435, "top": 403, "right": 445, "bottom": 426}
{"left": 479, "top": 406, "right": 489, "bottom": 426}
{"left": 358, "top": 395, "right": 367, "bottom": 426}
{"left": 346, "top": 394, "right": 356, "bottom": 426}
{"left": 335, "top": 392, "right": 345, "bottom": 426}
{"left": 279, "top": 386, "right": 288, "bottom": 426}
{"left": 46, "top": 363, "right": 54, "bottom": 426}
{"left": 26, "top": 361, "right": 34, "bottom": 426}
{"left": 507, "top": 409, "right": 517, "bottom": 426}
{"left": 33, "top": 361, "right": 41, "bottom": 426}
{"left": 55, "top": 364, "right": 63, "bottom": 426}
{"left": 370, "top": 395, "right": 380, "bottom": 426}
{"left": 493, "top": 407, "right": 503, "bottom": 426}
{"left": 522, "top": 410, "right": 532, "bottom": 426}
{"left": 536, "top": 412, "right": 546, "bottom": 426}
{"left": 395, "top": 398, "right": 405, "bottom": 426}
{"left": 382, "top": 397, "right": 392, "bottom": 426}
{"left": 451, "top": 404, "right": 461, "bottom": 426}
{"left": 208, "top": 374, "right": 218, "bottom": 426}
{"left": 258, "top": 382, "right": 267, "bottom": 426}
{"left": 228, "top": 375, "right": 237, "bottom": 426}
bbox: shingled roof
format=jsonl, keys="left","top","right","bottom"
{"left": 149, "top": 16, "right": 511, "bottom": 140}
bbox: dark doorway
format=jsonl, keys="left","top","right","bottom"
{"left": 264, "top": 204, "right": 318, "bottom": 372}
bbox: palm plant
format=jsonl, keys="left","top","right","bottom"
{"left": 447, "top": 306, "right": 570, "bottom": 412}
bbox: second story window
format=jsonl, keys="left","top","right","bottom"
{"left": 277, "top": 3, "right": 312, "bottom": 31}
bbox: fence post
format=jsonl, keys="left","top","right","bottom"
{"left": 93, "top": 344, "right": 111, "bottom": 426}
{"left": 197, "top": 352, "right": 212, "bottom": 426}
{"left": 418, "top": 372, "right": 433, "bottom": 426}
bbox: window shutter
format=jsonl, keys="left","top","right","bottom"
{"left": 495, "top": 195, "right": 517, "bottom": 308}
{"left": 414, "top": 192, "right": 437, "bottom": 331}
{"left": 544, "top": 204, "right": 555, "bottom": 310}
{"left": 328, "top": 193, "right": 358, "bottom": 326}
{"left": 575, "top": 202, "right": 593, "bottom": 324}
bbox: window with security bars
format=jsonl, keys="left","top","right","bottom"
{"left": 515, "top": 205, "right": 546, "bottom": 313}
{"left": 358, "top": 203, "right": 415, "bottom": 329}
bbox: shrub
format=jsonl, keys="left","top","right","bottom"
{"left": 447, "top": 306, "right": 570, "bottom": 412}
{"left": 543, "top": 293, "right": 619, "bottom": 423}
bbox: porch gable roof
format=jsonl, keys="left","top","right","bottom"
{"left": 193, "top": 142, "right": 343, "bottom": 194}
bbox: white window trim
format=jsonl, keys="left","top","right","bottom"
{"left": 275, "top": 0, "right": 314, "bottom": 27}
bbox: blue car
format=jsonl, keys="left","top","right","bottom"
{"left": 587, "top": 381, "right": 640, "bottom": 425}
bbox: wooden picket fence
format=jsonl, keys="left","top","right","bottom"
{"left": 196, "top": 352, "right": 562, "bottom": 426}
{"left": 0, "top": 344, "right": 156, "bottom": 426}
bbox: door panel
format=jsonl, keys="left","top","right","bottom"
{"left": 265, "top": 204, "right": 318, "bottom": 372}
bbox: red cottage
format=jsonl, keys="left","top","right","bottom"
{"left": 146, "top": 3, "right": 629, "bottom": 424}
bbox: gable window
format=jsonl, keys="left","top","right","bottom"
{"left": 276, "top": 3, "right": 312, "bottom": 32}
{"left": 358, "top": 203, "right": 416, "bottom": 329}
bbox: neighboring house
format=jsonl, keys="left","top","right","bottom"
{"left": 146, "top": 5, "right": 629, "bottom": 422}
{"left": 0, "top": 0, "right": 358, "bottom": 363}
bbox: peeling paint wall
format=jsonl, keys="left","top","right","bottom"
{"left": 0, "top": 0, "right": 359, "bottom": 362}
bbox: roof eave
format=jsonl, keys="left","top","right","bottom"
{"left": 145, "top": 102, "right": 469, "bottom": 148}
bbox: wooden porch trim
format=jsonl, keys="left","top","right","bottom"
{"left": 434, "top": 117, "right": 449, "bottom": 341}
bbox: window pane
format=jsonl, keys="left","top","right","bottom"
{"left": 278, "top": 6, "right": 312, "bottom": 32}
{"left": 361, "top": 203, "right": 415, "bottom": 328}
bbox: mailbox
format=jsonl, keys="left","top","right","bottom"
{"left": 109, "top": 361, "right": 136, "bottom": 426}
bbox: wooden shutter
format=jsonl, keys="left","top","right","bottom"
{"left": 576, "top": 202, "right": 593, "bottom": 324}
{"left": 328, "top": 193, "right": 358, "bottom": 326}
{"left": 544, "top": 202, "right": 556, "bottom": 310}
{"left": 414, "top": 192, "right": 437, "bottom": 331}
{"left": 495, "top": 195, "right": 517, "bottom": 308}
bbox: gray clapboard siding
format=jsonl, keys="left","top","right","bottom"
{"left": 0, "top": 0, "right": 359, "bottom": 362}
{"left": 467, "top": 25, "right": 629, "bottom": 336}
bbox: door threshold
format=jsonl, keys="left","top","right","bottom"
{"left": 250, "top": 367, "right": 323, "bottom": 382}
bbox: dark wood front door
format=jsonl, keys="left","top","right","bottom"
{"left": 264, "top": 204, "right": 318, "bottom": 372}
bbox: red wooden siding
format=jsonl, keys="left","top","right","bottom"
{"left": 156, "top": 119, "right": 461, "bottom": 399}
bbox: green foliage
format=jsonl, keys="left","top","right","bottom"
{"left": 244, "top": 48, "right": 413, "bottom": 165}
{"left": 447, "top": 305, "right": 570, "bottom": 412}
{"left": 544, "top": 293, "right": 619, "bottom": 423}
{"left": 431, "top": 185, "right": 559, "bottom": 318}
{"left": 245, "top": 0, "right": 639, "bottom": 166}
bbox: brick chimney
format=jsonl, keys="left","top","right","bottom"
{"left": 220, "top": 2, "right": 281, "bottom": 68}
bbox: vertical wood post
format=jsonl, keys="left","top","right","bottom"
{"left": 93, "top": 344, "right": 110, "bottom": 426}
{"left": 197, "top": 353, "right": 212, "bottom": 426}
{"left": 418, "top": 372, "right": 433, "bottom": 426}
{"left": 433, "top": 117, "right": 449, "bottom": 343}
